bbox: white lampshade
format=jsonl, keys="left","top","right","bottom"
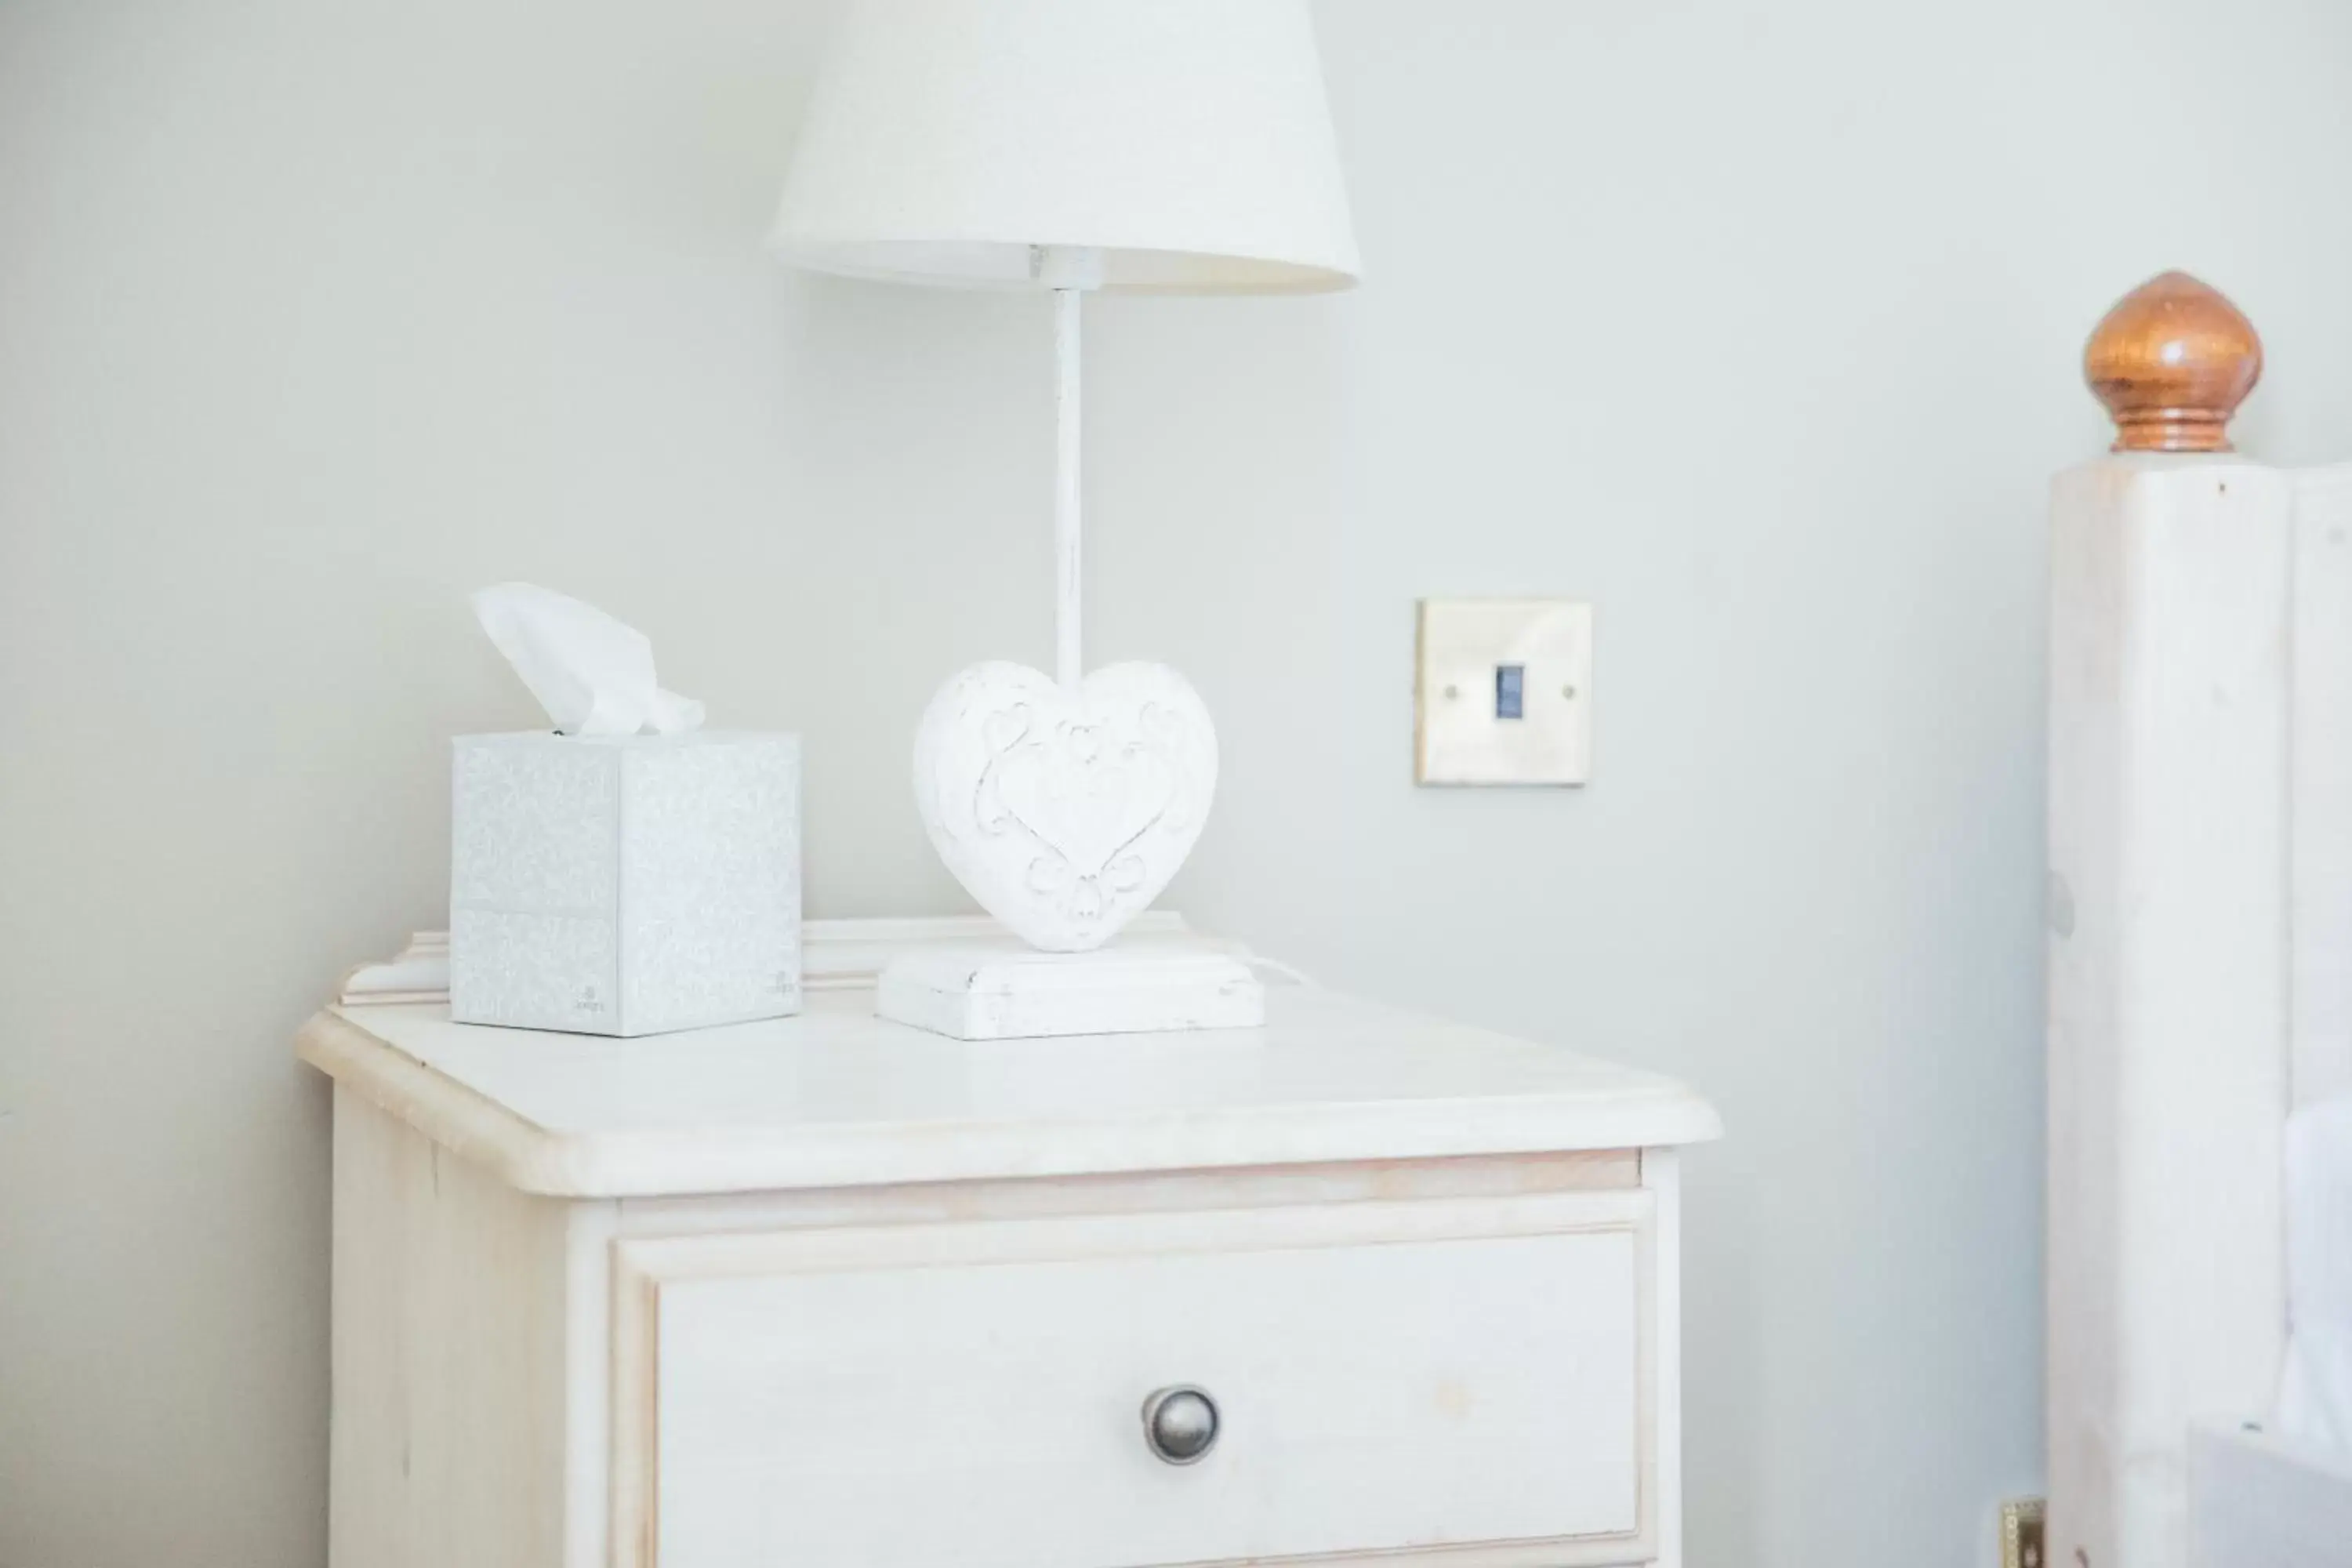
{"left": 771, "top": 0, "right": 1360, "bottom": 294}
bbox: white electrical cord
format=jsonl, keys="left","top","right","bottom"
{"left": 1245, "top": 953, "right": 1320, "bottom": 990}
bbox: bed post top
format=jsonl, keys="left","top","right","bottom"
{"left": 2084, "top": 270, "right": 2263, "bottom": 456}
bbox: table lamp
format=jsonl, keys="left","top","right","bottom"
{"left": 771, "top": 0, "right": 1359, "bottom": 1038}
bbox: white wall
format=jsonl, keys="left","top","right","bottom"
{"left": 5, "top": 1, "right": 2352, "bottom": 1563}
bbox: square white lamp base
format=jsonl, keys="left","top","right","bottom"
{"left": 877, "top": 947, "right": 1265, "bottom": 1041}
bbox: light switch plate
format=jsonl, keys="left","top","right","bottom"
{"left": 1414, "top": 598, "right": 1592, "bottom": 786}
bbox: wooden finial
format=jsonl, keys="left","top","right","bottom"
{"left": 2084, "top": 271, "right": 2263, "bottom": 453}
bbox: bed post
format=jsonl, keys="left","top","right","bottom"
{"left": 2045, "top": 272, "right": 2288, "bottom": 1568}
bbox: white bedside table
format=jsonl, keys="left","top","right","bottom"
{"left": 298, "top": 942, "right": 1719, "bottom": 1568}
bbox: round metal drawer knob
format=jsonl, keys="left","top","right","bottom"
{"left": 1141, "top": 1385, "right": 1219, "bottom": 1465}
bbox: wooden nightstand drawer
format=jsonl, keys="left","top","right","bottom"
{"left": 615, "top": 1189, "right": 1657, "bottom": 1568}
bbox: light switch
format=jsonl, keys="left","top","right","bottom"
{"left": 1414, "top": 598, "right": 1592, "bottom": 786}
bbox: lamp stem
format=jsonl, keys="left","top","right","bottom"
{"left": 1053, "top": 285, "right": 1082, "bottom": 690}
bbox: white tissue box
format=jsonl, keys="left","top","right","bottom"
{"left": 449, "top": 731, "right": 801, "bottom": 1036}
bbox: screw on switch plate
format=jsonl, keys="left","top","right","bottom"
{"left": 2001, "top": 1498, "right": 2045, "bottom": 1568}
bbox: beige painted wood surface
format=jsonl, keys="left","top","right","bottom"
{"left": 328, "top": 1089, "right": 576, "bottom": 1568}
{"left": 299, "top": 986, "right": 1719, "bottom": 1198}
{"left": 638, "top": 1192, "right": 1649, "bottom": 1567}
{"left": 2291, "top": 463, "right": 2352, "bottom": 1112}
{"left": 309, "top": 975, "right": 1714, "bottom": 1567}
{"left": 2046, "top": 456, "right": 2292, "bottom": 1568}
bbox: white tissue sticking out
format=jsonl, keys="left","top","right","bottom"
{"left": 473, "top": 583, "right": 705, "bottom": 737}
{"left": 2280, "top": 1094, "right": 2352, "bottom": 1457}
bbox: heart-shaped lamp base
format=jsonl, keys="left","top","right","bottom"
{"left": 912, "top": 660, "right": 1218, "bottom": 953}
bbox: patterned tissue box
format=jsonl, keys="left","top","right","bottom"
{"left": 449, "top": 731, "right": 801, "bottom": 1036}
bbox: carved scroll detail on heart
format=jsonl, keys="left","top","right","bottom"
{"left": 913, "top": 661, "right": 1218, "bottom": 952}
